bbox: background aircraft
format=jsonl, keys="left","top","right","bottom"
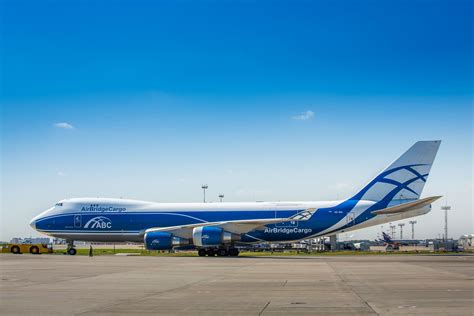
{"left": 380, "top": 231, "right": 422, "bottom": 246}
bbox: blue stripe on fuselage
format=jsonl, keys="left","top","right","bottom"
{"left": 35, "top": 210, "right": 303, "bottom": 234}
{"left": 36, "top": 206, "right": 363, "bottom": 243}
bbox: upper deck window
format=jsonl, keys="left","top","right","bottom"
{"left": 55, "top": 202, "right": 63, "bottom": 207}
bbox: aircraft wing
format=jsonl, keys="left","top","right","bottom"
{"left": 144, "top": 208, "right": 316, "bottom": 239}
{"left": 371, "top": 196, "right": 441, "bottom": 215}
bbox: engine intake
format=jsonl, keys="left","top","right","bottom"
{"left": 192, "top": 226, "right": 239, "bottom": 247}
{"left": 144, "top": 231, "right": 189, "bottom": 250}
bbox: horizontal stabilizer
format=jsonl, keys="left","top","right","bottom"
{"left": 371, "top": 196, "right": 441, "bottom": 215}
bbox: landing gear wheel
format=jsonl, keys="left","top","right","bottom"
{"left": 217, "top": 248, "right": 228, "bottom": 256}
{"left": 11, "top": 246, "right": 20, "bottom": 254}
{"left": 198, "top": 249, "right": 207, "bottom": 257}
{"left": 67, "top": 248, "right": 77, "bottom": 256}
{"left": 206, "top": 248, "right": 216, "bottom": 256}
{"left": 229, "top": 248, "right": 240, "bottom": 257}
{"left": 30, "top": 246, "right": 40, "bottom": 254}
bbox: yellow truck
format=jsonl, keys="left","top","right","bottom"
{"left": 1, "top": 243, "right": 53, "bottom": 254}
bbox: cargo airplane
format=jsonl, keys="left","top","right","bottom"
{"left": 30, "top": 141, "right": 441, "bottom": 256}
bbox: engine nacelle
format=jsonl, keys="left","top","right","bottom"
{"left": 192, "top": 226, "right": 239, "bottom": 247}
{"left": 144, "top": 231, "right": 189, "bottom": 250}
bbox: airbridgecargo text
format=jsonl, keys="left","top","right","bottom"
{"left": 264, "top": 227, "right": 312, "bottom": 234}
{"left": 81, "top": 205, "right": 126, "bottom": 212}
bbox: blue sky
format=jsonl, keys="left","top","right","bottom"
{"left": 1, "top": 1, "right": 472, "bottom": 99}
{"left": 1, "top": 0, "right": 472, "bottom": 241}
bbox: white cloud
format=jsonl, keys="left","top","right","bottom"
{"left": 328, "top": 182, "right": 348, "bottom": 190}
{"left": 57, "top": 171, "right": 66, "bottom": 177}
{"left": 54, "top": 122, "right": 74, "bottom": 129}
{"left": 292, "top": 110, "right": 314, "bottom": 121}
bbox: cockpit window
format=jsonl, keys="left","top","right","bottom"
{"left": 55, "top": 203, "right": 63, "bottom": 207}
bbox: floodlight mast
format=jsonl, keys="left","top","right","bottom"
{"left": 409, "top": 220, "right": 417, "bottom": 239}
{"left": 441, "top": 205, "right": 451, "bottom": 240}
{"left": 201, "top": 185, "right": 208, "bottom": 203}
{"left": 398, "top": 223, "right": 405, "bottom": 239}
{"left": 390, "top": 224, "right": 396, "bottom": 239}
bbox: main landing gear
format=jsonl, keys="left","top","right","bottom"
{"left": 198, "top": 247, "right": 240, "bottom": 257}
{"left": 66, "top": 240, "right": 77, "bottom": 255}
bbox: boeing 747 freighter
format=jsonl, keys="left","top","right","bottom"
{"left": 30, "top": 141, "right": 441, "bottom": 256}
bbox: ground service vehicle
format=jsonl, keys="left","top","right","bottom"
{"left": 2, "top": 243, "right": 53, "bottom": 254}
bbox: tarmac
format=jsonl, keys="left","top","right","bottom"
{"left": 1, "top": 254, "right": 473, "bottom": 315}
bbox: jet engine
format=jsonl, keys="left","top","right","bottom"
{"left": 192, "top": 226, "right": 240, "bottom": 247}
{"left": 144, "top": 231, "right": 189, "bottom": 250}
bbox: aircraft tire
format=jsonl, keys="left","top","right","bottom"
{"left": 229, "top": 248, "right": 239, "bottom": 257}
{"left": 198, "top": 249, "right": 207, "bottom": 257}
{"left": 217, "top": 248, "right": 228, "bottom": 256}
{"left": 67, "top": 248, "right": 77, "bottom": 256}
{"left": 206, "top": 248, "right": 216, "bottom": 256}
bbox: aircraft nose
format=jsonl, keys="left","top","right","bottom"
{"left": 29, "top": 217, "right": 37, "bottom": 229}
{"left": 30, "top": 207, "right": 54, "bottom": 231}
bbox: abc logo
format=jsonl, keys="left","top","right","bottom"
{"left": 84, "top": 216, "right": 112, "bottom": 229}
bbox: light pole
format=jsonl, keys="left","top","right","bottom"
{"left": 390, "top": 224, "right": 396, "bottom": 239}
{"left": 201, "top": 184, "right": 208, "bottom": 203}
{"left": 409, "top": 220, "right": 417, "bottom": 239}
{"left": 441, "top": 205, "right": 451, "bottom": 240}
{"left": 218, "top": 194, "right": 224, "bottom": 202}
{"left": 398, "top": 223, "right": 405, "bottom": 239}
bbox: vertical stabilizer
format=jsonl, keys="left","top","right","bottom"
{"left": 351, "top": 140, "right": 441, "bottom": 202}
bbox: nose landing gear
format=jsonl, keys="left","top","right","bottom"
{"left": 66, "top": 240, "right": 77, "bottom": 255}
{"left": 67, "top": 248, "right": 77, "bottom": 255}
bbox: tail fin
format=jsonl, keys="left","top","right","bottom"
{"left": 382, "top": 232, "right": 393, "bottom": 243}
{"left": 351, "top": 140, "right": 441, "bottom": 202}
